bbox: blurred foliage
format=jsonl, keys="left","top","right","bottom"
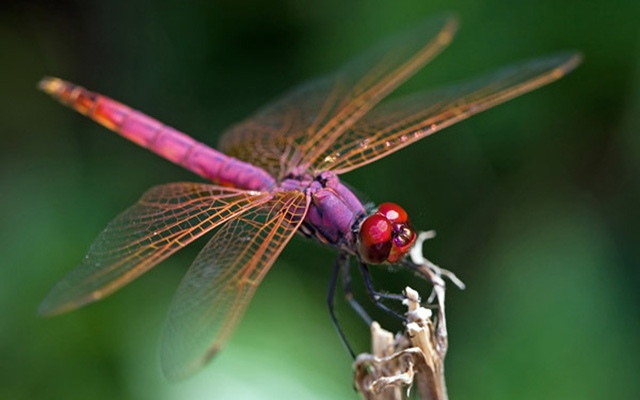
{"left": 1, "top": 0, "right": 638, "bottom": 399}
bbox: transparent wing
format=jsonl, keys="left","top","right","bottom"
{"left": 218, "top": 14, "right": 457, "bottom": 179}
{"left": 160, "top": 191, "right": 309, "bottom": 380}
{"left": 38, "top": 183, "right": 271, "bottom": 316}
{"left": 314, "top": 52, "right": 582, "bottom": 174}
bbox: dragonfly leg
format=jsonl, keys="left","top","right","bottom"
{"left": 327, "top": 252, "right": 356, "bottom": 359}
{"left": 341, "top": 259, "right": 373, "bottom": 326}
{"left": 357, "top": 261, "right": 407, "bottom": 322}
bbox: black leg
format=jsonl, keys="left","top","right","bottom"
{"left": 358, "top": 261, "right": 406, "bottom": 322}
{"left": 327, "top": 253, "right": 355, "bottom": 359}
{"left": 341, "top": 260, "right": 373, "bottom": 325}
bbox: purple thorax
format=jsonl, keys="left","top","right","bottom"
{"left": 281, "top": 171, "right": 366, "bottom": 247}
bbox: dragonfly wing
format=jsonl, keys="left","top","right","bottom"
{"left": 218, "top": 77, "right": 334, "bottom": 177}
{"left": 218, "top": 14, "right": 458, "bottom": 178}
{"left": 38, "top": 183, "right": 271, "bottom": 316}
{"left": 160, "top": 191, "right": 309, "bottom": 380}
{"left": 314, "top": 52, "right": 582, "bottom": 174}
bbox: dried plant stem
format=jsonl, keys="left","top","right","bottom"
{"left": 354, "top": 231, "right": 460, "bottom": 400}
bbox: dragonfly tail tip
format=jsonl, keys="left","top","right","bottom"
{"left": 37, "top": 76, "right": 63, "bottom": 95}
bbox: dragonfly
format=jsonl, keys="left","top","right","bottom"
{"left": 38, "top": 14, "right": 580, "bottom": 380}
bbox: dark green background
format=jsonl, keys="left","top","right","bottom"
{"left": 1, "top": 1, "right": 638, "bottom": 399}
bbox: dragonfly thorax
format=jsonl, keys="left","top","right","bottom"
{"left": 357, "top": 203, "right": 416, "bottom": 264}
{"left": 286, "top": 171, "right": 366, "bottom": 248}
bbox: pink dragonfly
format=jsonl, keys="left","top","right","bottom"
{"left": 38, "top": 14, "right": 580, "bottom": 379}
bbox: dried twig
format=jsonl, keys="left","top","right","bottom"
{"left": 354, "top": 231, "right": 462, "bottom": 400}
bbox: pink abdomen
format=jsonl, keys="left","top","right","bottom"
{"left": 39, "top": 77, "right": 275, "bottom": 191}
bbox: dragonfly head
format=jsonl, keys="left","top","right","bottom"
{"left": 358, "top": 202, "right": 416, "bottom": 264}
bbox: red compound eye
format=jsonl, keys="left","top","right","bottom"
{"left": 359, "top": 214, "right": 392, "bottom": 264}
{"left": 377, "top": 202, "right": 408, "bottom": 224}
{"left": 359, "top": 203, "right": 416, "bottom": 264}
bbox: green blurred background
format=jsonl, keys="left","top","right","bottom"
{"left": 1, "top": 0, "right": 638, "bottom": 399}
